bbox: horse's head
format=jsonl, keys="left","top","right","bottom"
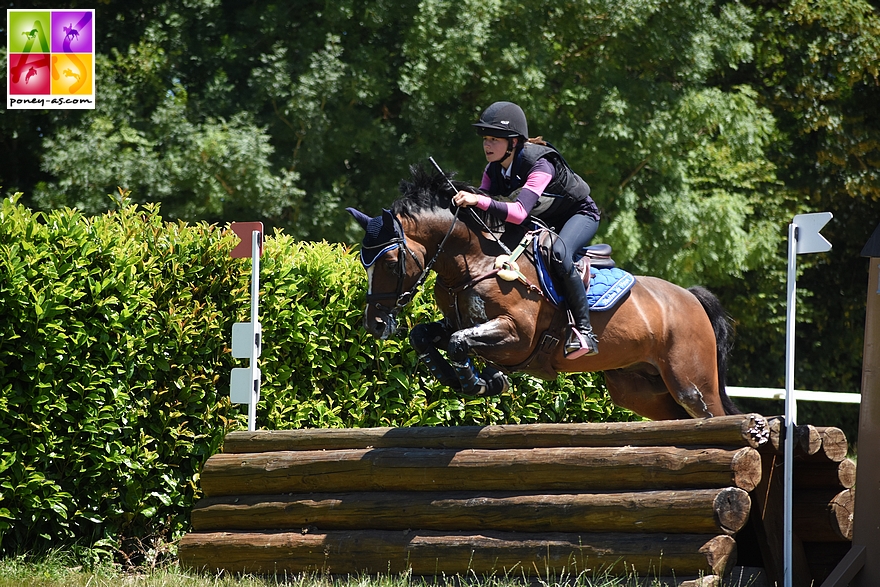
{"left": 347, "top": 207, "right": 426, "bottom": 339}
{"left": 347, "top": 163, "right": 486, "bottom": 339}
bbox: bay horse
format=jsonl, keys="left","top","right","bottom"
{"left": 347, "top": 165, "right": 739, "bottom": 420}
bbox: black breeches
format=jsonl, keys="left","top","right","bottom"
{"left": 549, "top": 214, "right": 599, "bottom": 276}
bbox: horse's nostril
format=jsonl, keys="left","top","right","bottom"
{"left": 365, "top": 315, "right": 385, "bottom": 336}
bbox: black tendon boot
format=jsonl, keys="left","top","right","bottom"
{"left": 450, "top": 358, "right": 488, "bottom": 395}
{"left": 410, "top": 323, "right": 461, "bottom": 390}
{"left": 560, "top": 265, "right": 599, "bottom": 359}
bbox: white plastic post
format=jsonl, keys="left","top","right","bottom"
{"left": 247, "top": 228, "right": 261, "bottom": 432}
{"left": 227, "top": 222, "right": 264, "bottom": 432}
{"left": 784, "top": 212, "right": 832, "bottom": 587}
{"left": 783, "top": 221, "right": 797, "bottom": 587}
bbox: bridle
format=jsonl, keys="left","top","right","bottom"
{"left": 362, "top": 206, "right": 463, "bottom": 315}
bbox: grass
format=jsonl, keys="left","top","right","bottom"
{"left": 0, "top": 551, "right": 733, "bottom": 587}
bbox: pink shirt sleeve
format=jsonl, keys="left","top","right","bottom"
{"left": 476, "top": 195, "right": 528, "bottom": 223}
{"left": 473, "top": 159, "right": 555, "bottom": 224}
{"left": 523, "top": 169, "right": 552, "bottom": 196}
{"left": 480, "top": 170, "right": 492, "bottom": 190}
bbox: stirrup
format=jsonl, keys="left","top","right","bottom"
{"left": 564, "top": 327, "right": 598, "bottom": 359}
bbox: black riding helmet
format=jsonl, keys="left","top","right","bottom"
{"left": 473, "top": 101, "right": 528, "bottom": 160}
{"left": 473, "top": 101, "right": 529, "bottom": 139}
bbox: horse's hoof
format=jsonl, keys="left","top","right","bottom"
{"left": 476, "top": 368, "right": 509, "bottom": 396}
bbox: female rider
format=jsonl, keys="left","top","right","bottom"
{"left": 452, "top": 101, "right": 601, "bottom": 358}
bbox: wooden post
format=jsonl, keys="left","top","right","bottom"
{"left": 821, "top": 226, "right": 880, "bottom": 587}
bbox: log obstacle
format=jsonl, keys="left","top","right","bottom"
{"left": 748, "top": 417, "right": 857, "bottom": 586}
{"left": 179, "top": 414, "right": 855, "bottom": 585}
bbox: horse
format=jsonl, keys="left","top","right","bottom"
{"left": 63, "top": 24, "right": 80, "bottom": 42}
{"left": 347, "top": 165, "right": 740, "bottom": 420}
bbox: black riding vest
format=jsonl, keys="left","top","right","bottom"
{"left": 485, "top": 142, "right": 598, "bottom": 228}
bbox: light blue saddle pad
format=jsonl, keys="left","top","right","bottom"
{"left": 536, "top": 255, "right": 635, "bottom": 311}
{"left": 586, "top": 266, "right": 636, "bottom": 311}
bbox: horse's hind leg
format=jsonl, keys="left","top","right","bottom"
{"left": 605, "top": 369, "right": 692, "bottom": 420}
{"left": 659, "top": 342, "right": 727, "bottom": 417}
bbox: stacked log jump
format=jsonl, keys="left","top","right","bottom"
{"left": 178, "top": 414, "right": 855, "bottom": 586}
{"left": 748, "top": 419, "right": 857, "bottom": 585}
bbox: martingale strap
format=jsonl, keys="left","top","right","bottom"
{"left": 494, "top": 231, "right": 537, "bottom": 283}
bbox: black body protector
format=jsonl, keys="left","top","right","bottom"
{"left": 484, "top": 142, "right": 596, "bottom": 231}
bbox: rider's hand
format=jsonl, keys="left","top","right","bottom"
{"left": 453, "top": 190, "right": 481, "bottom": 208}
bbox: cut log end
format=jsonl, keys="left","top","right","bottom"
{"left": 713, "top": 487, "right": 751, "bottom": 534}
{"left": 730, "top": 447, "right": 762, "bottom": 492}
{"left": 815, "top": 427, "right": 848, "bottom": 462}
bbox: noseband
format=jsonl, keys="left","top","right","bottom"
{"left": 362, "top": 207, "right": 462, "bottom": 314}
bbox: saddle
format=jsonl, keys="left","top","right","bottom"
{"left": 500, "top": 229, "right": 634, "bottom": 311}
{"left": 496, "top": 228, "right": 635, "bottom": 380}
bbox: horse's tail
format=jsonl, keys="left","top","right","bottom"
{"left": 688, "top": 286, "right": 741, "bottom": 415}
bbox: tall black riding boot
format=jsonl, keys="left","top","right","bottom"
{"left": 559, "top": 265, "right": 598, "bottom": 358}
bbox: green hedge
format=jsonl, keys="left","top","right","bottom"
{"left": 0, "top": 196, "right": 632, "bottom": 559}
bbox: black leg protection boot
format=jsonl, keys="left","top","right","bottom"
{"left": 418, "top": 350, "right": 462, "bottom": 390}
{"left": 450, "top": 358, "right": 487, "bottom": 396}
{"left": 410, "top": 323, "right": 461, "bottom": 390}
{"left": 559, "top": 265, "right": 599, "bottom": 358}
{"left": 480, "top": 366, "right": 510, "bottom": 396}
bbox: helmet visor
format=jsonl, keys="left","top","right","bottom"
{"left": 473, "top": 122, "right": 520, "bottom": 138}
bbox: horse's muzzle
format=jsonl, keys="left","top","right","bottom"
{"left": 364, "top": 306, "right": 398, "bottom": 340}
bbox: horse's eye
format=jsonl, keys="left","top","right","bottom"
{"left": 384, "top": 258, "right": 401, "bottom": 275}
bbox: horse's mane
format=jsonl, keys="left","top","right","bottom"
{"left": 393, "top": 163, "right": 507, "bottom": 232}
{"left": 393, "top": 164, "right": 459, "bottom": 219}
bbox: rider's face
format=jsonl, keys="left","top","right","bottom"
{"left": 483, "top": 136, "right": 514, "bottom": 165}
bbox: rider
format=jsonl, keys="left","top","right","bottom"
{"left": 452, "top": 101, "right": 601, "bottom": 358}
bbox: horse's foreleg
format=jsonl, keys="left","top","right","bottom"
{"left": 411, "top": 321, "right": 507, "bottom": 396}
{"left": 410, "top": 321, "right": 460, "bottom": 391}
{"left": 446, "top": 319, "right": 515, "bottom": 396}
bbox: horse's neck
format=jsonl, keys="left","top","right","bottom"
{"left": 406, "top": 215, "right": 491, "bottom": 285}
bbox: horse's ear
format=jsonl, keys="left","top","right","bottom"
{"left": 346, "top": 207, "right": 371, "bottom": 230}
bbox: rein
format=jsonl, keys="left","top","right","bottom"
{"left": 429, "top": 156, "right": 512, "bottom": 256}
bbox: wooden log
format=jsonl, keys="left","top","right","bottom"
{"left": 199, "top": 446, "right": 762, "bottom": 498}
{"left": 178, "top": 529, "right": 736, "bottom": 577}
{"left": 763, "top": 417, "right": 821, "bottom": 455}
{"left": 191, "top": 487, "right": 751, "bottom": 536}
{"left": 220, "top": 414, "right": 770, "bottom": 453}
{"left": 813, "top": 426, "right": 849, "bottom": 462}
{"left": 794, "top": 488, "right": 855, "bottom": 542}
{"left": 794, "top": 458, "right": 857, "bottom": 489}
